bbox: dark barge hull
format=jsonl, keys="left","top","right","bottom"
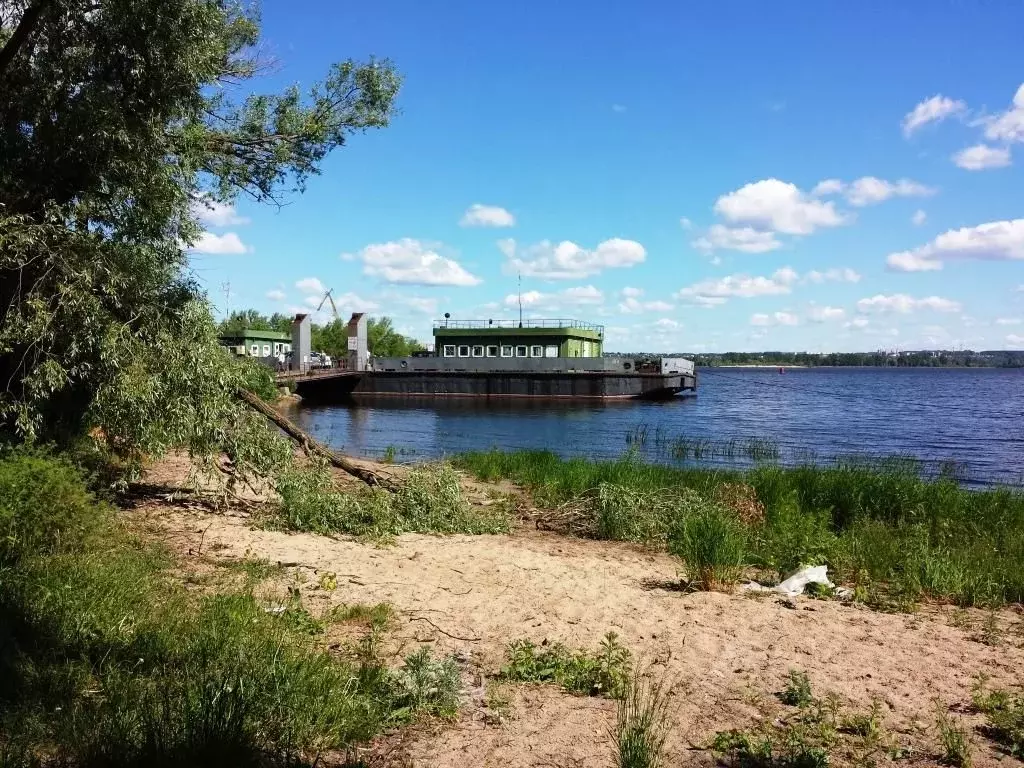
{"left": 295, "top": 370, "right": 696, "bottom": 403}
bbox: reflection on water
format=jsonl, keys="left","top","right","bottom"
{"left": 288, "top": 368, "right": 1024, "bottom": 487}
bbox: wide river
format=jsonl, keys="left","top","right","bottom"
{"left": 288, "top": 367, "right": 1024, "bottom": 487}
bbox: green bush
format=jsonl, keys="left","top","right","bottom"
{"left": 595, "top": 484, "right": 705, "bottom": 543}
{"left": 973, "top": 685, "right": 1024, "bottom": 757}
{"left": 0, "top": 449, "right": 104, "bottom": 567}
{"left": 613, "top": 674, "right": 670, "bottom": 768}
{"left": 668, "top": 503, "right": 747, "bottom": 590}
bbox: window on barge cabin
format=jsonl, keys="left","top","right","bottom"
{"left": 472, "top": 345, "right": 484, "bottom": 357}
{"left": 249, "top": 344, "right": 259, "bottom": 356}
{"left": 486, "top": 345, "right": 499, "bottom": 357}
{"left": 443, "top": 345, "right": 456, "bottom": 357}
{"left": 515, "top": 345, "right": 528, "bottom": 357}
{"left": 458, "top": 345, "right": 470, "bottom": 357}
{"left": 530, "top": 345, "right": 543, "bottom": 357}
{"left": 501, "top": 345, "right": 513, "bottom": 357}
{"left": 545, "top": 345, "right": 558, "bottom": 358}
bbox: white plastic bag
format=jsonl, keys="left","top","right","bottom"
{"left": 742, "top": 565, "right": 852, "bottom": 598}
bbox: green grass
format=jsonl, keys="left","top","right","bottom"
{"left": 972, "top": 681, "right": 1024, "bottom": 757}
{"left": 779, "top": 671, "right": 815, "bottom": 708}
{"left": 936, "top": 709, "right": 973, "bottom": 768}
{"left": 667, "top": 502, "right": 747, "bottom": 590}
{"left": 499, "top": 632, "right": 631, "bottom": 698}
{"left": 455, "top": 449, "right": 1024, "bottom": 607}
{"left": 613, "top": 673, "right": 670, "bottom": 768}
{"left": 272, "top": 460, "right": 509, "bottom": 539}
{"left": 0, "top": 449, "right": 461, "bottom": 767}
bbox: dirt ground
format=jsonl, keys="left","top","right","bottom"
{"left": 128, "top": 456, "right": 1024, "bottom": 768}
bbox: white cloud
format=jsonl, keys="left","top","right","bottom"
{"left": 621, "top": 286, "right": 644, "bottom": 298}
{"left": 845, "top": 316, "right": 870, "bottom": 330}
{"left": 886, "top": 219, "right": 1024, "bottom": 272}
{"left": 654, "top": 318, "right": 680, "bottom": 330}
{"left": 912, "top": 209, "right": 927, "bottom": 226}
{"left": 399, "top": 296, "right": 439, "bottom": 314}
{"left": 811, "top": 179, "right": 844, "bottom": 196}
{"left": 349, "top": 238, "right": 481, "bottom": 286}
{"left": 503, "top": 285, "right": 604, "bottom": 310}
{"left": 692, "top": 224, "right": 781, "bottom": 254}
{"left": 266, "top": 289, "right": 286, "bottom": 302}
{"left": 995, "top": 317, "right": 1022, "bottom": 326}
{"left": 460, "top": 204, "right": 516, "bottom": 228}
{"left": 1008, "top": 334, "right": 1024, "bottom": 346}
{"left": 676, "top": 267, "right": 799, "bottom": 304}
{"left": 295, "top": 277, "right": 326, "bottom": 295}
{"left": 807, "top": 306, "right": 846, "bottom": 322}
{"left": 692, "top": 296, "right": 727, "bottom": 307}
{"left": 902, "top": 94, "right": 967, "bottom": 137}
{"left": 844, "top": 177, "right": 935, "bottom": 207}
{"left": 334, "top": 292, "right": 380, "bottom": 313}
{"left": 189, "top": 231, "right": 250, "bottom": 255}
{"left": 619, "top": 295, "right": 674, "bottom": 314}
{"left": 679, "top": 217, "right": 693, "bottom": 230}
{"left": 501, "top": 237, "right": 646, "bottom": 279}
{"left": 190, "top": 194, "right": 249, "bottom": 227}
{"left": 952, "top": 143, "right": 1011, "bottom": 170}
{"left": 983, "top": 83, "right": 1024, "bottom": 143}
{"left": 713, "top": 179, "right": 847, "bottom": 235}
{"left": 751, "top": 311, "right": 799, "bottom": 327}
{"left": 804, "top": 267, "right": 861, "bottom": 284}
{"left": 856, "top": 294, "right": 962, "bottom": 314}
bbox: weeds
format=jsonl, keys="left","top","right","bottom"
{"left": 972, "top": 680, "right": 1024, "bottom": 757}
{"left": 936, "top": 708, "right": 973, "bottom": 768}
{"left": 779, "top": 671, "right": 814, "bottom": 708}
{"left": 455, "top": 449, "right": 1024, "bottom": 608}
{"left": 667, "top": 504, "right": 747, "bottom": 590}
{"left": 612, "top": 673, "right": 670, "bottom": 768}
{"left": 500, "top": 632, "right": 631, "bottom": 698}
{"left": 0, "top": 451, "right": 460, "bottom": 766}
{"left": 273, "top": 460, "right": 509, "bottom": 539}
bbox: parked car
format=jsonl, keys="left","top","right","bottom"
{"left": 310, "top": 352, "right": 332, "bottom": 368}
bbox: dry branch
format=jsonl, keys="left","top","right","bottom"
{"left": 237, "top": 388, "right": 397, "bottom": 491}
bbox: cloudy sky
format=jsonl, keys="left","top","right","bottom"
{"left": 188, "top": 1, "right": 1024, "bottom": 353}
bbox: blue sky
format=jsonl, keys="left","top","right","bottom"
{"left": 188, "top": 1, "right": 1024, "bottom": 352}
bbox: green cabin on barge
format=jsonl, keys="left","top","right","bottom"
{"left": 432, "top": 319, "right": 603, "bottom": 359}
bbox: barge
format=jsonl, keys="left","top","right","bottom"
{"left": 284, "top": 314, "right": 696, "bottom": 403}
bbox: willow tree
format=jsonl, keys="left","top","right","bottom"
{"left": 0, "top": 0, "right": 400, "bottom": 467}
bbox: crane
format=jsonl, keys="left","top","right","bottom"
{"left": 316, "top": 288, "right": 339, "bottom": 320}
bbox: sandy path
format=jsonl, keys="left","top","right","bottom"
{"left": 137, "top": 507, "right": 1024, "bottom": 767}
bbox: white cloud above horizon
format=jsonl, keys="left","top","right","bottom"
{"left": 346, "top": 238, "right": 482, "bottom": 286}
{"left": 500, "top": 237, "right": 646, "bottom": 279}
{"left": 982, "top": 83, "right": 1024, "bottom": 144}
{"left": 460, "top": 203, "right": 516, "bottom": 228}
{"left": 189, "top": 232, "right": 250, "bottom": 255}
{"left": 190, "top": 194, "right": 250, "bottom": 227}
{"left": 856, "top": 294, "right": 962, "bottom": 314}
{"left": 902, "top": 94, "right": 967, "bottom": 137}
{"left": 953, "top": 144, "right": 1012, "bottom": 170}
{"left": 887, "top": 219, "right": 1024, "bottom": 272}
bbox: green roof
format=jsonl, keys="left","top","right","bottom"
{"left": 219, "top": 329, "right": 291, "bottom": 342}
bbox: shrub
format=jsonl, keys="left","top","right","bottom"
{"left": 392, "top": 646, "right": 461, "bottom": 719}
{"left": 668, "top": 504, "right": 747, "bottom": 590}
{"left": 613, "top": 673, "right": 670, "bottom": 768}
{"left": 779, "top": 670, "right": 814, "bottom": 708}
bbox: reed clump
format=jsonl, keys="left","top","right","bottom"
{"left": 456, "top": 449, "right": 1024, "bottom": 607}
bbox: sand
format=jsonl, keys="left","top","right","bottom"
{"left": 129, "top": 459, "right": 1024, "bottom": 767}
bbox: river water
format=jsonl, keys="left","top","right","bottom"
{"left": 288, "top": 367, "right": 1024, "bottom": 487}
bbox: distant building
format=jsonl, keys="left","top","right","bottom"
{"left": 219, "top": 328, "right": 291, "bottom": 358}
{"left": 432, "top": 319, "right": 604, "bottom": 359}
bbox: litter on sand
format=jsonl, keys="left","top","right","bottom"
{"left": 742, "top": 565, "right": 854, "bottom": 599}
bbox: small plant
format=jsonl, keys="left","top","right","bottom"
{"left": 392, "top": 646, "right": 461, "bottom": 719}
{"left": 712, "top": 726, "right": 829, "bottom": 768}
{"left": 612, "top": 673, "right": 670, "bottom": 768}
{"left": 973, "top": 610, "right": 1003, "bottom": 646}
{"left": 382, "top": 445, "right": 396, "bottom": 464}
{"left": 936, "top": 709, "right": 972, "bottom": 768}
{"left": 840, "top": 700, "right": 883, "bottom": 740}
{"left": 779, "top": 670, "right": 814, "bottom": 708}
{"left": 484, "top": 681, "right": 514, "bottom": 723}
{"left": 972, "top": 681, "right": 1024, "bottom": 756}
{"left": 500, "top": 632, "right": 631, "bottom": 698}
{"left": 667, "top": 503, "right": 747, "bottom": 590}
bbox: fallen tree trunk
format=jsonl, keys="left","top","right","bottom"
{"left": 237, "top": 389, "right": 397, "bottom": 491}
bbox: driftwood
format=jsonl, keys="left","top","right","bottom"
{"left": 237, "top": 389, "right": 397, "bottom": 491}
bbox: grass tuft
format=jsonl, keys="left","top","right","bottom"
{"left": 936, "top": 708, "right": 973, "bottom": 768}
{"left": 612, "top": 672, "right": 670, "bottom": 768}
{"left": 667, "top": 504, "right": 747, "bottom": 591}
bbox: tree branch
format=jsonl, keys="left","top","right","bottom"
{"left": 0, "top": 0, "right": 53, "bottom": 80}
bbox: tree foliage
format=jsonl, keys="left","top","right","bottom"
{"left": 0, "top": 0, "right": 401, "bottom": 460}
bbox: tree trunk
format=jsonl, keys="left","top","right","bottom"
{"left": 237, "top": 388, "right": 397, "bottom": 491}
